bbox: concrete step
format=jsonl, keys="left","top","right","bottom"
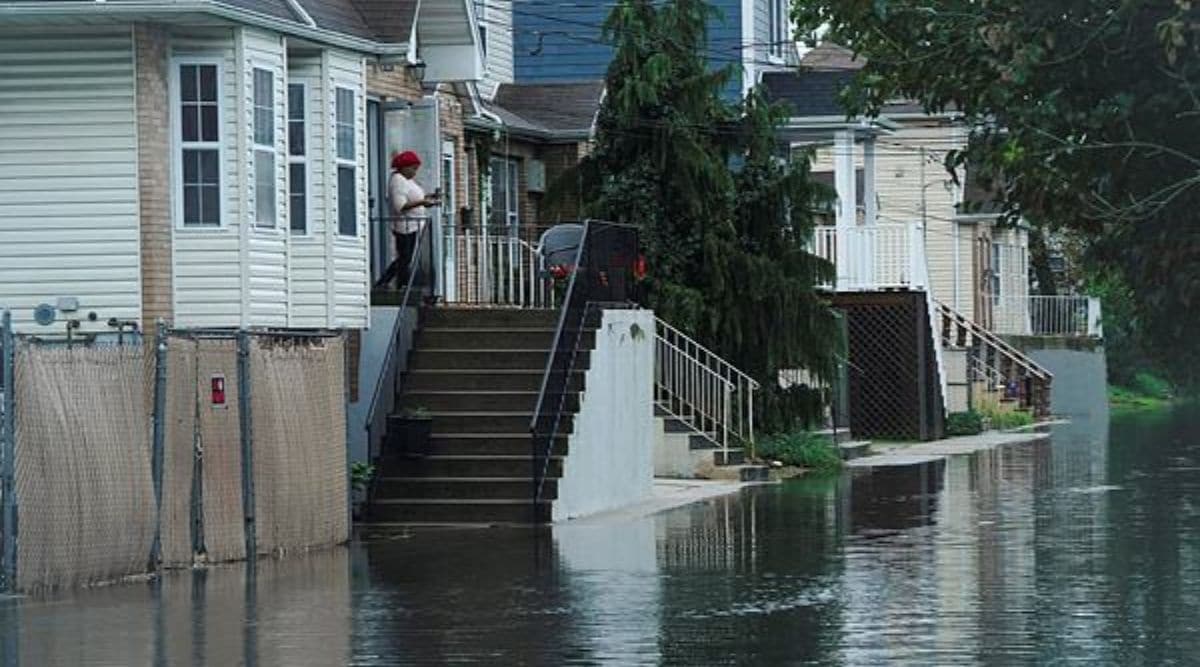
{"left": 422, "top": 308, "right": 559, "bottom": 329}
{"left": 416, "top": 328, "right": 594, "bottom": 351}
{"left": 399, "top": 391, "right": 579, "bottom": 413}
{"left": 374, "top": 476, "right": 556, "bottom": 501}
{"left": 418, "top": 433, "right": 568, "bottom": 456}
{"left": 739, "top": 465, "right": 771, "bottom": 482}
{"left": 370, "top": 498, "right": 552, "bottom": 524}
{"left": 382, "top": 454, "right": 564, "bottom": 478}
{"left": 403, "top": 369, "right": 586, "bottom": 393}
{"left": 814, "top": 428, "right": 853, "bottom": 445}
{"left": 410, "top": 349, "right": 575, "bottom": 371}
{"left": 838, "top": 441, "right": 872, "bottom": 461}
{"left": 393, "top": 412, "right": 570, "bottom": 435}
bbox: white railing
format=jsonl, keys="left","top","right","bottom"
{"left": 988, "top": 295, "right": 1103, "bottom": 338}
{"left": 812, "top": 223, "right": 927, "bottom": 291}
{"left": 655, "top": 318, "right": 759, "bottom": 458}
{"left": 441, "top": 226, "right": 555, "bottom": 308}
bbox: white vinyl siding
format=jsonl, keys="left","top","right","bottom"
{"left": 0, "top": 27, "right": 141, "bottom": 333}
{"left": 170, "top": 27, "right": 243, "bottom": 327}
{"left": 243, "top": 28, "right": 288, "bottom": 327}
{"left": 477, "top": 0, "right": 514, "bottom": 99}
{"left": 286, "top": 57, "right": 328, "bottom": 328}
{"left": 328, "top": 50, "right": 369, "bottom": 328}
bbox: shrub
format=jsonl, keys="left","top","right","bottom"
{"left": 946, "top": 410, "right": 984, "bottom": 436}
{"left": 986, "top": 409, "right": 1034, "bottom": 431}
{"left": 756, "top": 432, "right": 842, "bottom": 473}
{"left": 1131, "top": 371, "right": 1173, "bottom": 400}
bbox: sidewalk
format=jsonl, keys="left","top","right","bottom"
{"left": 847, "top": 429, "right": 1052, "bottom": 469}
{"left": 554, "top": 478, "right": 758, "bottom": 525}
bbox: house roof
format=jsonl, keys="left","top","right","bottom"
{"left": 348, "top": 0, "right": 416, "bottom": 43}
{"left": 800, "top": 42, "right": 864, "bottom": 71}
{"left": 482, "top": 81, "right": 605, "bottom": 140}
{"left": 2, "top": 0, "right": 422, "bottom": 48}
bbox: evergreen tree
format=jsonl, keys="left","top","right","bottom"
{"left": 572, "top": 0, "right": 839, "bottom": 430}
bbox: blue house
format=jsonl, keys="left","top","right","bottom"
{"left": 475, "top": 0, "right": 798, "bottom": 103}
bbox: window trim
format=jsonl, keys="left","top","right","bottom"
{"left": 251, "top": 66, "right": 277, "bottom": 230}
{"left": 287, "top": 81, "right": 311, "bottom": 236}
{"left": 171, "top": 58, "right": 225, "bottom": 230}
{"left": 334, "top": 85, "right": 359, "bottom": 237}
{"left": 489, "top": 155, "right": 520, "bottom": 231}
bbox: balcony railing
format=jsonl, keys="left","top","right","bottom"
{"left": 812, "top": 223, "right": 927, "bottom": 291}
{"left": 988, "top": 295, "right": 1103, "bottom": 338}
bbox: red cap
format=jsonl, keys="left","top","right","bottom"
{"left": 392, "top": 151, "right": 421, "bottom": 170}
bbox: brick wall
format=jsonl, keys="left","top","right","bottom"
{"left": 436, "top": 89, "right": 469, "bottom": 227}
{"left": 134, "top": 24, "right": 173, "bottom": 327}
{"left": 365, "top": 64, "right": 424, "bottom": 102}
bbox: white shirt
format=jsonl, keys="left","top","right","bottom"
{"left": 388, "top": 172, "right": 427, "bottom": 234}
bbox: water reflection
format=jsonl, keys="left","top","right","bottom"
{"left": 8, "top": 407, "right": 1200, "bottom": 665}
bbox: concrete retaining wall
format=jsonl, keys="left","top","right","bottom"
{"left": 554, "top": 309, "right": 656, "bottom": 521}
{"left": 1010, "top": 337, "right": 1110, "bottom": 422}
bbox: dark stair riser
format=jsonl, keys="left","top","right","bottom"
{"left": 410, "top": 350, "right": 589, "bottom": 371}
{"left": 385, "top": 456, "right": 564, "bottom": 478}
{"left": 399, "top": 392, "right": 580, "bottom": 413}
{"left": 374, "top": 478, "right": 557, "bottom": 500}
{"left": 404, "top": 371, "right": 586, "bottom": 393}
{"left": 411, "top": 435, "right": 569, "bottom": 456}
{"left": 713, "top": 450, "right": 745, "bottom": 466}
{"left": 391, "top": 413, "right": 571, "bottom": 435}
{"left": 371, "top": 500, "right": 552, "bottom": 524}
{"left": 416, "top": 329, "right": 594, "bottom": 351}
{"left": 422, "top": 309, "right": 560, "bottom": 328}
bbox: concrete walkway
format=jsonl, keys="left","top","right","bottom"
{"left": 554, "top": 478, "right": 757, "bottom": 525}
{"left": 848, "top": 430, "right": 1052, "bottom": 469}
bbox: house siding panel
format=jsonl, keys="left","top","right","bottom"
{"left": 0, "top": 27, "right": 142, "bottom": 332}
{"left": 169, "top": 27, "right": 243, "bottom": 328}
{"left": 243, "top": 28, "right": 289, "bottom": 327}
{"left": 478, "top": 0, "right": 514, "bottom": 99}
{"left": 328, "top": 50, "right": 369, "bottom": 328}
{"left": 288, "top": 56, "right": 330, "bottom": 328}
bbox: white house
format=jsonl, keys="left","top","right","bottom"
{"left": 0, "top": 0, "right": 481, "bottom": 334}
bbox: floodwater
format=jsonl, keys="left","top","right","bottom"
{"left": 5, "top": 406, "right": 1200, "bottom": 665}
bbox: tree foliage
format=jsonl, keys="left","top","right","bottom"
{"left": 794, "top": 0, "right": 1200, "bottom": 388}
{"left": 575, "top": 0, "right": 839, "bottom": 428}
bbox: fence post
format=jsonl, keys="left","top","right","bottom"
{"left": 237, "top": 331, "right": 257, "bottom": 559}
{"left": 149, "top": 320, "right": 168, "bottom": 569}
{"left": 1, "top": 311, "right": 16, "bottom": 592}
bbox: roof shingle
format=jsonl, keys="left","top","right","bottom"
{"left": 492, "top": 81, "right": 605, "bottom": 135}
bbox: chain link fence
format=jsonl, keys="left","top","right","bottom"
{"left": 0, "top": 312, "right": 350, "bottom": 592}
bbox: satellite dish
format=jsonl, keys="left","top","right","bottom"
{"left": 33, "top": 303, "right": 56, "bottom": 326}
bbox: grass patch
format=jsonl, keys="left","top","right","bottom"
{"left": 756, "top": 432, "right": 842, "bottom": 473}
{"left": 946, "top": 410, "right": 984, "bottom": 436}
{"left": 1110, "top": 371, "right": 1175, "bottom": 410}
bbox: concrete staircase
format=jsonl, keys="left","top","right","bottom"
{"left": 369, "top": 307, "right": 587, "bottom": 525}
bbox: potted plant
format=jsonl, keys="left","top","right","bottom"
{"left": 349, "top": 461, "right": 375, "bottom": 520}
{"left": 397, "top": 406, "right": 434, "bottom": 458}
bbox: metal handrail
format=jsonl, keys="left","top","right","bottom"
{"left": 653, "top": 317, "right": 759, "bottom": 454}
{"left": 364, "top": 222, "right": 430, "bottom": 461}
{"left": 530, "top": 220, "right": 592, "bottom": 508}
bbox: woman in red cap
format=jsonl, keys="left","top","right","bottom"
{"left": 375, "top": 150, "right": 440, "bottom": 289}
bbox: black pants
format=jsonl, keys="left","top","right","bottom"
{"left": 376, "top": 231, "right": 430, "bottom": 292}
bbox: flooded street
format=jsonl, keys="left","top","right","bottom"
{"left": 5, "top": 406, "right": 1200, "bottom": 665}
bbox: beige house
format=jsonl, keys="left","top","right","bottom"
{"left": 765, "top": 44, "right": 1030, "bottom": 327}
